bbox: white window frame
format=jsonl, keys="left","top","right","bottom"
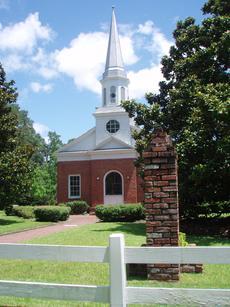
{"left": 121, "top": 86, "right": 125, "bottom": 101}
{"left": 68, "top": 174, "right": 81, "bottom": 199}
{"left": 110, "top": 86, "right": 116, "bottom": 103}
{"left": 106, "top": 119, "right": 120, "bottom": 134}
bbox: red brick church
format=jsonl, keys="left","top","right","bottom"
{"left": 57, "top": 9, "right": 143, "bottom": 208}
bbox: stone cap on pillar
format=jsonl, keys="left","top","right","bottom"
{"left": 144, "top": 128, "right": 176, "bottom": 155}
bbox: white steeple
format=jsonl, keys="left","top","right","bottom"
{"left": 100, "top": 7, "right": 129, "bottom": 107}
{"left": 104, "top": 7, "right": 125, "bottom": 75}
{"left": 93, "top": 8, "right": 133, "bottom": 149}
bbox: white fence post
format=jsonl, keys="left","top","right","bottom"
{"left": 109, "top": 233, "right": 126, "bottom": 307}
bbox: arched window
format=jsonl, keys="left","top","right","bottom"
{"left": 105, "top": 172, "right": 122, "bottom": 195}
{"left": 110, "top": 86, "right": 116, "bottom": 103}
{"left": 103, "top": 88, "right": 106, "bottom": 106}
{"left": 121, "top": 87, "right": 125, "bottom": 101}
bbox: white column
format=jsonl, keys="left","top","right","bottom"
{"left": 109, "top": 233, "right": 126, "bottom": 306}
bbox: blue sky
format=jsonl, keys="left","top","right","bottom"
{"left": 0, "top": 0, "right": 206, "bottom": 143}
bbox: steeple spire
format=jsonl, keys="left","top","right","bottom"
{"left": 105, "top": 7, "right": 124, "bottom": 71}
{"left": 100, "top": 7, "right": 129, "bottom": 107}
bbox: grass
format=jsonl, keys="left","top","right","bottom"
{"left": 0, "top": 221, "right": 229, "bottom": 306}
{"left": 0, "top": 210, "right": 51, "bottom": 235}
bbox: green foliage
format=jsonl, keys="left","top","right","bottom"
{"left": 179, "top": 232, "right": 189, "bottom": 246}
{"left": 31, "top": 131, "right": 63, "bottom": 204}
{"left": 0, "top": 62, "right": 64, "bottom": 208}
{"left": 4, "top": 205, "right": 14, "bottom": 216}
{"left": 65, "top": 201, "right": 89, "bottom": 215}
{"left": 30, "top": 166, "right": 56, "bottom": 205}
{"left": 122, "top": 0, "right": 230, "bottom": 216}
{"left": 34, "top": 206, "right": 70, "bottom": 222}
{"left": 0, "top": 63, "right": 34, "bottom": 208}
{"left": 11, "top": 105, "right": 46, "bottom": 165}
{"left": 10, "top": 206, "right": 35, "bottom": 219}
{"left": 95, "top": 204, "right": 145, "bottom": 222}
{"left": 185, "top": 200, "right": 230, "bottom": 219}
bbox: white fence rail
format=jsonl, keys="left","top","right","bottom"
{"left": 0, "top": 234, "right": 230, "bottom": 306}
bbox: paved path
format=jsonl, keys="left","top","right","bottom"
{"left": 0, "top": 215, "right": 98, "bottom": 243}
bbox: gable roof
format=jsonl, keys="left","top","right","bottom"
{"left": 95, "top": 135, "right": 133, "bottom": 150}
{"left": 58, "top": 127, "right": 96, "bottom": 152}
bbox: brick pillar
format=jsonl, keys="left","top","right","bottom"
{"left": 143, "top": 129, "right": 180, "bottom": 281}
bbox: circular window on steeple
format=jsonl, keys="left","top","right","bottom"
{"left": 106, "top": 120, "right": 120, "bottom": 134}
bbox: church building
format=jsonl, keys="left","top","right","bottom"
{"left": 57, "top": 8, "right": 143, "bottom": 208}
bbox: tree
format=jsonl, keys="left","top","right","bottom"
{"left": 0, "top": 63, "right": 34, "bottom": 208}
{"left": 122, "top": 0, "right": 230, "bottom": 216}
{"left": 12, "top": 105, "right": 46, "bottom": 165}
{"left": 31, "top": 131, "right": 63, "bottom": 204}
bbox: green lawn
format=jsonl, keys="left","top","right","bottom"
{"left": 0, "top": 210, "right": 51, "bottom": 235}
{"left": 0, "top": 221, "right": 229, "bottom": 306}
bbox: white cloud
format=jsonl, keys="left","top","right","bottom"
{"left": 33, "top": 122, "right": 49, "bottom": 135}
{"left": 30, "top": 82, "right": 53, "bottom": 93}
{"left": 120, "top": 35, "right": 139, "bottom": 65}
{"left": 128, "top": 64, "right": 163, "bottom": 99}
{"left": 55, "top": 32, "right": 107, "bottom": 93}
{"left": 33, "top": 122, "right": 49, "bottom": 143}
{"left": 32, "top": 48, "right": 58, "bottom": 79}
{"left": 54, "top": 31, "right": 138, "bottom": 94}
{"left": 2, "top": 53, "right": 30, "bottom": 72}
{"left": 53, "top": 21, "right": 171, "bottom": 98}
{"left": 0, "top": 14, "right": 172, "bottom": 100}
{"left": 138, "top": 20, "right": 154, "bottom": 35}
{"left": 136, "top": 21, "right": 172, "bottom": 61}
{"left": 150, "top": 28, "right": 172, "bottom": 59}
{"left": 0, "top": 12, "right": 53, "bottom": 53}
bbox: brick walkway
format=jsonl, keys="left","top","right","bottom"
{"left": 0, "top": 215, "right": 98, "bottom": 243}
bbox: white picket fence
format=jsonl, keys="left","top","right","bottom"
{"left": 0, "top": 233, "right": 230, "bottom": 306}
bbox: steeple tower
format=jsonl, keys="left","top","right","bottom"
{"left": 94, "top": 8, "right": 133, "bottom": 148}
{"left": 101, "top": 7, "right": 129, "bottom": 107}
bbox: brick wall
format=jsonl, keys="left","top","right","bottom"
{"left": 57, "top": 158, "right": 142, "bottom": 206}
{"left": 143, "top": 129, "right": 180, "bottom": 281}
{"left": 57, "top": 160, "right": 92, "bottom": 205}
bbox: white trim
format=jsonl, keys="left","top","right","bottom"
{"left": 58, "top": 128, "right": 96, "bottom": 152}
{"left": 68, "top": 174, "right": 81, "bottom": 199}
{"left": 95, "top": 136, "right": 133, "bottom": 150}
{"left": 57, "top": 148, "right": 137, "bottom": 162}
{"left": 93, "top": 107, "right": 127, "bottom": 117}
{"left": 103, "top": 170, "right": 124, "bottom": 204}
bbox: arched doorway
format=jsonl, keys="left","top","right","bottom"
{"left": 104, "top": 171, "right": 124, "bottom": 204}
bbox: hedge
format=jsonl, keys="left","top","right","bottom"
{"left": 95, "top": 204, "right": 145, "bottom": 222}
{"left": 34, "top": 206, "right": 70, "bottom": 222}
{"left": 65, "top": 201, "right": 89, "bottom": 215}
{"left": 5, "top": 206, "right": 35, "bottom": 219}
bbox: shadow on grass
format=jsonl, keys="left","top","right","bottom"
{"left": 187, "top": 235, "right": 230, "bottom": 246}
{"left": 93, "top": 222, "right": 146, "bottom": 237}
{"left": 127, "top": 274, "right": 147, "bottom": 282}
{"left": 0, "top": 218, "right": 22, "bottom": 226}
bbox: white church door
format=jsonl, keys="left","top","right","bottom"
{"left": 104, "top": 171, "right": 124, "bottom": 205}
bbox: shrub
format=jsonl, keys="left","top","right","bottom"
{"left": 15, "top": 195, "right": 52, "bottom": 206}
{"left": 65, "top": 200, "right": 89, "bottom": 215}
{"left": 34, "top": 206, "right": 70, "bottom": 222}
{"left": 179, "top": 232, "right": 189, "bottom": 246}
{"left": 4, "top": 205, "right": 14, "bottom": 216}
{"left": 95, "top": 204, "right": 145, "bottom": 222}
{"left": 7, "top": 206, "right": 35, "bottom": 219}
